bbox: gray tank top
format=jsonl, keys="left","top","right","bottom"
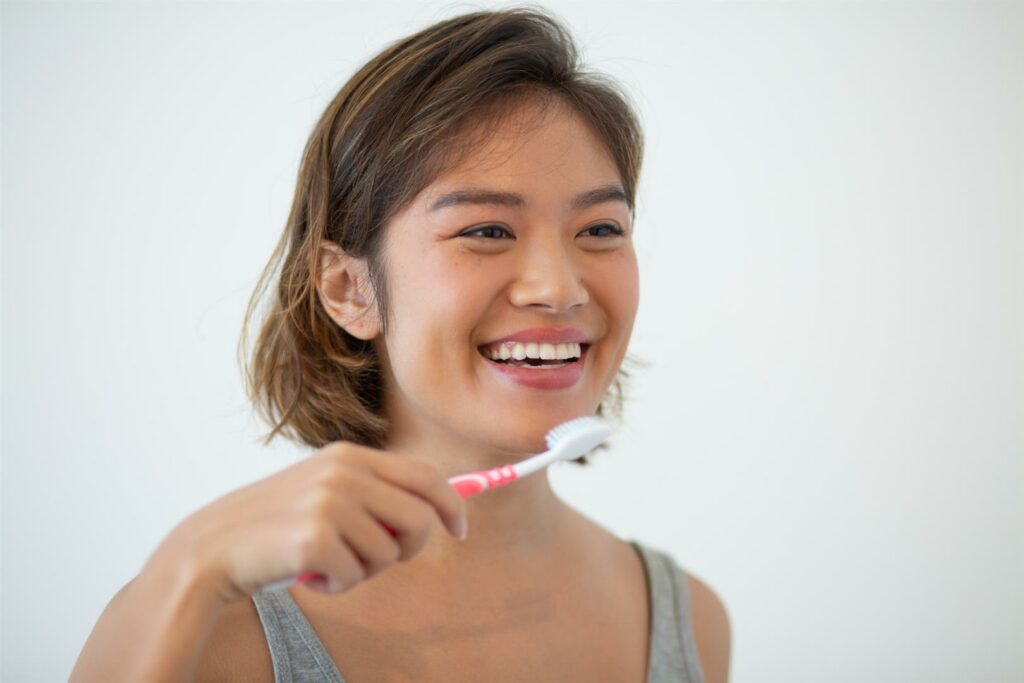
{"left": 251, "top": 539, "right": 705, "bottom": 682}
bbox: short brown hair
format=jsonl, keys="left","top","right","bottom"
{"left": 238, "top": 5, "right": 646, "bottom": 463}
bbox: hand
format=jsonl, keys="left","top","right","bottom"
{"left": 150, "top": 441, "right": 467, "bottom": 605}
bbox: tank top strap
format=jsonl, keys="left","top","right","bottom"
{"left": 628, "top": 540, "right": 707, "bottom": 683}
{"left": 252, "top": 588, "right": 346, "bottom": 683}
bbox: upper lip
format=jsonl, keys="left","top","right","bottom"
{"left": 479, "top": 327, "right": 592, "bottom": 347}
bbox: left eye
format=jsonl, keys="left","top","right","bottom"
{"left": 581, "top": 223, "right": 625, "bottom": 238}
{"left": 460, "top": 225, "right": 512, "bottom": 240}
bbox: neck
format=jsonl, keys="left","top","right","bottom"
{"left": 383, "top": 425, "right": 581, "bottom": 573}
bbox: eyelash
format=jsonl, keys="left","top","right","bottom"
{"left": 459, "top": 223, "right": 625, "bottom": 240}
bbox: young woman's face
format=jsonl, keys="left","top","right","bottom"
{"left": 375, "top": 98, "right": 639, "bottom": 456}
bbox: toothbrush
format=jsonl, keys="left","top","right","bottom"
{"left": 258, "top": 415, "right": 610, "bottom": 594}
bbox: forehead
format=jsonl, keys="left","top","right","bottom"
{"left": 422, "top": 96, "right": 621, "bottom": 202}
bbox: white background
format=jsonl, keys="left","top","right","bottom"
{"left": 3, "top": 1, "right": 1022, "bottom": 681}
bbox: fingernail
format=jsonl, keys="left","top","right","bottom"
{"left": 455, "top": 517, "right": 467, "bottom": 540}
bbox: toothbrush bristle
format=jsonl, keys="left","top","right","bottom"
{"left": 545, "top": 415, "right": 611, "bottom": 453}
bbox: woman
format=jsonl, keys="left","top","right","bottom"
{"left": 71, "top": 8, "right": 730, "bottom": 682}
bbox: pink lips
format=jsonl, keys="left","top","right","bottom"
{"left": 479, "top": 342, "right": 589, "bottom": 391}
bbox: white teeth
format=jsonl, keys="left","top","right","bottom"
{"left": 483, "top": 341, "right": 583, "bottom": 361}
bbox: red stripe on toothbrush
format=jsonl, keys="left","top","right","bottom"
{"left": 450, "top": 465, "right": 518, "bottom": 497}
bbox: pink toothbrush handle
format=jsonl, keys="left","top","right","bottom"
{"left": 286, "top": 466, "right": 517, "bottom": 590}
{"left": 449, "top": 464, "right": 518, "bottom": 496}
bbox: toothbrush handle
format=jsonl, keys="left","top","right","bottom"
{"left": 263, "top": 469, "right": 512, "bottom": 594}
{"left": 449, "top": 464, "right": 519, "bottom": 496}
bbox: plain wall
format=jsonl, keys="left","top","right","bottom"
{"left": 2, "top": 1, "right": 1022, "bottom": 680}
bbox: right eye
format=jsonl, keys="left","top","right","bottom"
{"left": 459, "top": 225, "right": 513, "bottom": 240}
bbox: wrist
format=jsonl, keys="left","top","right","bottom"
{"left": 142, "top": 522, "right": 229, "bottom": 611}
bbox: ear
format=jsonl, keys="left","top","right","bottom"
{"left": 316, "top": 241, "right": 381, "bottom": 341}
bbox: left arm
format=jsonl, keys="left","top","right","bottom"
{"left": 685, "top": 572, "right": 732, "bottom": 683}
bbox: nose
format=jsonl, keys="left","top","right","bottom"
{"left": 507, "top": 233, "right": 590, "bottom": 313}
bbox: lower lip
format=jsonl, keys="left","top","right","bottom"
{"left": 480, "top": 345, "right": 589, "bottom": 390}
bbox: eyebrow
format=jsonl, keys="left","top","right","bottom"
{"left": 428, "top": 184, "right": 629, "bottom": 212}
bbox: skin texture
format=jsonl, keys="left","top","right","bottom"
{"left": 316, "top": 94, "right": 638, "bottom": 572}
{"left": 306, "top": 94, "right": 732, "bottom": 681}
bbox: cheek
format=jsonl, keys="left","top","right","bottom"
{"left": 389, "top": 254, "right": 494, "bottom": 367}
{"left": 591, "top": 252, "right": 639, "bottom": 381}
{"left": 596, "top": 249, "right": 640, "bottom": 320}
{"left": 427, "top": 254, "right": 496, "bottom": 336}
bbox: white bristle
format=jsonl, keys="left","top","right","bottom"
{"left": 545, "top": 415, "right": 610, "bottom": 451}
{"left": 504, "top": 416, "right": 612, "bottom": 480}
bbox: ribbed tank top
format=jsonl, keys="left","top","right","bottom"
{"left": 251, "top": 539, "right": 706, "bottom": 683}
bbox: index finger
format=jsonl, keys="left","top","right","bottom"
{"left": 365, "top": 452, "right": 467, "bottom": 539}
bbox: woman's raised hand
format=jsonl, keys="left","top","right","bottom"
{"left": 150, "top": 442, "right": 468, "bottom": 605}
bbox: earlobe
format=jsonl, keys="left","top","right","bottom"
{"left": 316, "top": 242, "right": 380, "bottom": 340}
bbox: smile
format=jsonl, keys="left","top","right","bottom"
{"left": 477, "top": 343, "right": 590, "bottom": 390}
{"left": 481, "top": 341, "right": 586, "bottom": 366}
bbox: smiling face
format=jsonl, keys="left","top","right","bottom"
{"left": 371, "top": 96, "right": 639, "bottom": 457}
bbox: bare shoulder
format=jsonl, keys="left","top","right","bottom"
{"left": 683, "top": 571, "right": 732, "bottom": 683}
{"left": 194, "top": 597, "right": 274, "bottom": 683}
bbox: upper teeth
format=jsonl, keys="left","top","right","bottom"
{"left": 483, "top": 341, "right": 583, "bottom": 361}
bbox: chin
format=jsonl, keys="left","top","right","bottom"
{"left": 473, "top": 415, "right": 583, "bottom": 457}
